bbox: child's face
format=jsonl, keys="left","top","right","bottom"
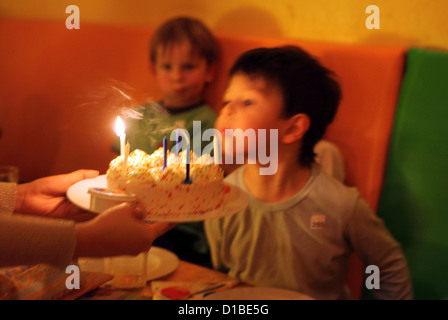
{"left": 153, "top": 41, "right": 214, "bottom": 108}
{"left": 216, "top": 73, "right": 288, "bottom": 155}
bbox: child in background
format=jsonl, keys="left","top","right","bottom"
{"left": 116, "top": 16, "right": 219, "bottom": 155}
{"left": 205, "top": 46, "right": 412, "bottom": 299}
{"left": 115, "top": 16, "right": 219, "bottom": 267}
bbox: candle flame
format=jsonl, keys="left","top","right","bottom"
{"left": 115, "top": 116, "right": 125, "bottom": 136}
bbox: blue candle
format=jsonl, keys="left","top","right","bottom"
{"left": 176, "top": 130, "right": 179, "bottom": 155}
{"left": 162, "top": 137, "right": 167, "bottom": 171}
{"left": 184, "top": 147, "right": 192, "bottom": 184}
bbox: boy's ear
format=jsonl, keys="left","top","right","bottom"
{"left": 282, "top": 114, "right": 310, "bottom": 144}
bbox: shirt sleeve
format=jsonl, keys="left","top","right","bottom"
{"left": 0, "top": 182, "right": 17, "bottom": 214}
{"left": 204, "top": 218, "right": 224, "bottom": 271}
{"left": 314, "top": 140, "right": 346, "bottom": 183}
{"left": 345, "top": 197, "right": 413, "bottom": 299}
{"left": 0, "top": 214, "right": 77, "bottom": 268}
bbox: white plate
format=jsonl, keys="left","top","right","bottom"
{"left": 77, "top": 246, "right": 179, "bottom": 282}
{"left": 67, "top": 175, "right": 107, "bottom": 212}
{"left": 67, "top": 175, "right": 250, "bottom": 222}
{"left": 203, "top": 287, "right": 314, "bottom": 300}
{"left": 145, "top": 246, "right": 179, "bottom": 281}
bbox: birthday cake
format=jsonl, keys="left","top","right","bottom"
{"left": 106, "top": 148, "right": 227, "bottom": 218}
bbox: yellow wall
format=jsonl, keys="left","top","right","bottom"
{"left": 0, "top": 0, "right": 447, "bottom": 49}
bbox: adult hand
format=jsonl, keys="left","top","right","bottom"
{"left": 74, "top": 203, "right": 176, "bottom": 258}
{"left": 14, "top": 169, "right": 99, "bottom": 220}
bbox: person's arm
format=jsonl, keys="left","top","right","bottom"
{"left": 345, "top": 197, "right": 413, "bottom": 300}
{"left": 0, "top": 204, "right": 175, "bottom": 268}
{"left": 74, "top": 203, "right": 176, "bottom": 258}
{"left": 1, "top": 169, "right": 176, "bottom": 268}
{"left": 204, "top": 218, "right": 226, "bottom": 271}
{"left": 0, "top": 213, "right": 77, "bottom": 267}
{"left": 0, "top": 182, "right": 17, "bottom": 214}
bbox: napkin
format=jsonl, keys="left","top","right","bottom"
{"left": 0, "top": 264, "right": 113, "bottom": 300}
{"left": 151, "top": 280, "right": 239, "bottom": 300}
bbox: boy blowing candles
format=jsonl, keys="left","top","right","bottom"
{"left": 205, "top": 46, "right": 412, "bottom": 300}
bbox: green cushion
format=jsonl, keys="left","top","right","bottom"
{"left": 377, "top": 48, "right": 448, "bottom": 300}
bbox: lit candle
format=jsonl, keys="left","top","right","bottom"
{"left": 122, "top": 142, "right": 130, "bottom": 178}
{"left": 115, "top": 116, "right": 126, "bottom": 156}
{"left": 162, "top": 137, "right": 167, "bottom": 171}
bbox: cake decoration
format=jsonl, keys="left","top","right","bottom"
{"left": 106, "top": 148, "right": 225, "bottom": 218}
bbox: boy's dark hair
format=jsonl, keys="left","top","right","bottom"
{"left": 150, "top": 16, "right": 219, "bottom": 65}
{"left": 229, "top": 46, "right": 341, "bottom": 167}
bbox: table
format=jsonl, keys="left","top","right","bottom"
{"left": 66, "top": 259, "right": 244, "bottom": 300}
{"left": 4, "top": 260, "right": 310, "bottom": 300}
{"left": 137, "top": 260, "right": 242, "bottom": 298}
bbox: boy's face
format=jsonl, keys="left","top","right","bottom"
{"left": 216, "top": 73, "right": 288, "bottom": 156}
{"left": 153, "top": 41, "right": 214, "bottom": 108}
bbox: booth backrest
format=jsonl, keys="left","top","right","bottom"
{"left": 377, "top": 48, "right": 448, "bottom": 300}
{"left": 0, "top": 19, "right": 406, "bottom": 299}
{"left": 0, "top": 20, "right": 156, "bottom": 181}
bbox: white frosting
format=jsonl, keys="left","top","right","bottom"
{"left": 106, "top": 148, "right": 226, "bottom": 216}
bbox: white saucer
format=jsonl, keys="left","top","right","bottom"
{"left": 67, "top": 175, "right": 107, "bottom": 212}
{"left": 145, "top": 246, "right": 179, "bottom": 281}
